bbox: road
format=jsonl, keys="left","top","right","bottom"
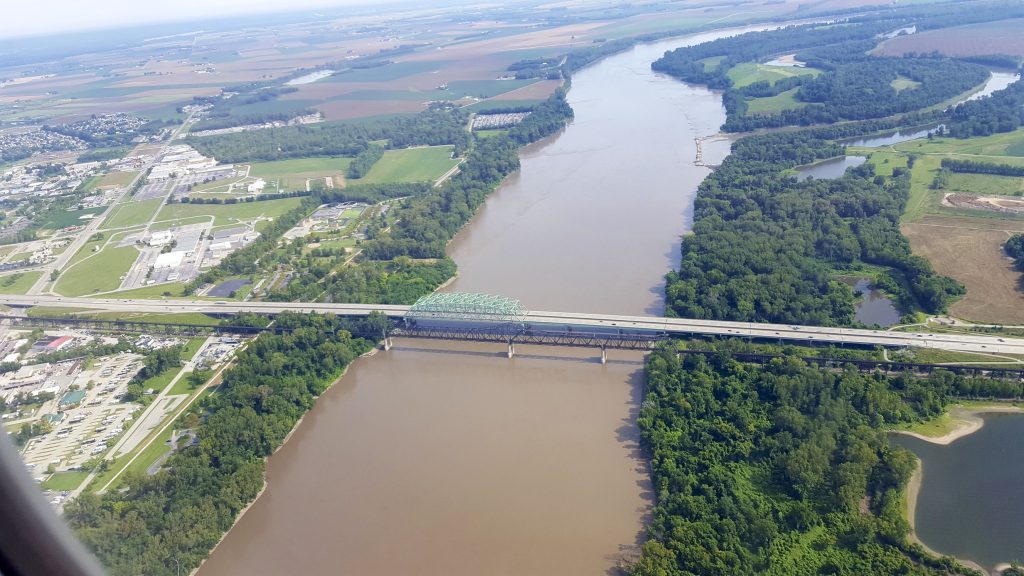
{"left": 3, "top": 294, "right": 1024, "bottom": 355}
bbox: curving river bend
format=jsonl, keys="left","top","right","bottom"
{"left": 199, "top": 25, "right": 770, "bottom": 576}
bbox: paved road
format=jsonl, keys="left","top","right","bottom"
{"left": 3, "top": 294, "right": 1024, "bottom": 355}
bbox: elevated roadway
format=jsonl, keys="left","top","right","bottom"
{"left": 2, "top": 294, "right": 1023, "bottom": 355}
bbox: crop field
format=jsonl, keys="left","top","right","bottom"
{"left": 727, "top": 63, "right": 821, "bottom": 88}
{"left": 0, "top": 271, "right": 42, "bottom": 295}
{"left": 355, "top": 146, "right": 459, "bottom": 184}
{"left": 874, "top": 18, "right": 1024, "bottom": 57}
{"left": 103, "top": 199, "right": 163, "bottom": 229}
{"left": 56, "top": 245, "right": 139, "bottom": 296}
{"left": 325, "top": 61, "right": 451, "bottom": 83}
{"left": 155, "top": 197, "right": 303, "bottom": 227}
{"left": 248, "top": 157, "right": 353, "bottom": 190}
{"left": 903, "top": 218, "right": 1024, "bottom": 324}
{"left": 745, "top": 88, "right": 807, "bottom": 115}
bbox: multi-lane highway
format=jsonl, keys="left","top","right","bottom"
{"left": 3, "top": 294, "right": 1023, "bottom": 355}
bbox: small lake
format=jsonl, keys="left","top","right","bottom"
{"left": 794, "top": 155, "right": 866, "bottom": 181}
{"left": 891, "top": 414, "right": 1024, "bottom": 570}
{"left": 955, "top": 71, "right": 1021, "bottom": 106}
{"left": 846, "top": 278, "right": 900, "bottom": 326}
{"left": 843, "top": 125, "right": 942, "bottom": 148}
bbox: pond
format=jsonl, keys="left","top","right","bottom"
{"left": 846, "top": 278, "right": 900, "bottom": 327}
{"left": 891, "top": 413, "right": 1024, "bottom": 571}
{"left": 794, "top": 155, "right": 866, "bottom": 181}
{"left": 842, "top": 125, "right": 942, "bottom": 148}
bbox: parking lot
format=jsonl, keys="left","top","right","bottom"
{"left": 20, "top": 354, "right": 144, "bottom": 482}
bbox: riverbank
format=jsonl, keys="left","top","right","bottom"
{"left": 192, "top": 356, "right": 363, "bottom": 576}
{"left": 894, "top": 404, "right": 1024, "bottom": 445}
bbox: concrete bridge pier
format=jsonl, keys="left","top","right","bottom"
{"left": 600, "top": 346, "right": 607, "bottom": 365}
{"left": 383, "top": 336, "right": 393, "bottom": 351}
{"left": 507, "top": 342, "right": 515, "bottom": 359}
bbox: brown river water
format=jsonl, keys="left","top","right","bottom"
{"left": 199, "top": 25, "right": 771, "bottom": 576}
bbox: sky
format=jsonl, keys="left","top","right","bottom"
{"left": 1, "top": 0, "right": 389, "bottom": 38}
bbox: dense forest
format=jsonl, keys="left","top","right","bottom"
{"left": 64, "top": 313, "right": 382, "bottom": 576}
{"left": 1007, "top": 234, "right": 1024, "bottom": 268}
{"left": 665, "top": 124, "right": 963, "bottom": 325}
{"left": 188, "top": 107, "right": 471, "bottom": 162}
{"left": 946, "top": 75, "right": 1024, "bottom": 137}
{"left": 628, "top": 346, "right": 1017, "bottom": 575}
{"left": 346, "top": 143, "right": 385, "bottom": 179}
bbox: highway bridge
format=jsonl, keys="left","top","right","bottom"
{"left": 1, "top": 293, "right": 1023, "bottom": 356}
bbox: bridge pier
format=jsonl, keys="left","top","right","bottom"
{"left": 600, "top": 346, "right": 607, "bottom": 365}
{"left": 507, "top": 342, "right": 515, "bottom": 359}
{"left": 383, "top": 336, "right": 392, "bottom": 351}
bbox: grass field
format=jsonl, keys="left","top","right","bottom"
{"left": 105, "top": 283, "right": 188, "bottom": 299}
{"left": 727, "top": 63, "right": 820, "bottom": 88}
{"left": 893, "top": 129, "right": 1024, "bottom": 157}
{"left": 39, "top": 207, "right": 107, "bottom": 230}
{"left": 946, "top": 173, "right": 1024, "bottom": 196}
{"left": 355, "top": 146, "right": 459, "bottom": 184}
{"left": 891, "top": 76, "right": 922, "bottom": 92}
{"left": 249, "top": 157, "right": 352, "bottom": 190}
{"left": 0, "top": 271, "right": 42, "bottom": 295}
{"left": 155, "top": 197, "right": 303, "bottom": 227}
{"left": 745, "top": 88, "right": 807, "bottom": 115}
{"left": 84, "top": 311, "right": 220, "bottom": 325}
{"left": 699, "top": 55, "right": 726, "bottom": 72}
{"left": 42, "top": 471, "right": 89, "bottom": 491}
{"left": 102, "top": 199, "right": 163, "bottom": 229}
{"left": 55, "top": 245, "right": 138, "bottom": 296}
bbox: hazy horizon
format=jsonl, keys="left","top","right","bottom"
{"left": 1, "top": 0, "right": 403, "bottom": 39}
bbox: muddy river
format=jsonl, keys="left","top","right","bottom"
{"left": 199, "top": 24, "right": 772, "bottom": 576}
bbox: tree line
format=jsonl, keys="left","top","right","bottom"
{"left": 346, "top": 143, "right": 385, "bottom": 179}
{"left": 188, "top": 107, "right": 471, "bottom": 163}
{"left": 629, "top": 346, "right": 1016, "bottom": 575}
{"left": 940, "top": 158, "right": 1024, "bottom": 177}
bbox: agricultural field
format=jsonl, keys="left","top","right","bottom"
{"left": 0, "top": 271, "right": 43, "bottom": 295}
{"left": 55, "top": 245, "right": 139, "bottom": 296}
{"left": 726, "top": 62, "right": 821, "bottom": 88}
{"left": 903, "top": 218, "right": 1024, "bottom": 324}
{"left": 102, "top": 199, "right": 163, "bottom": 229}
{"left": 874, "top": 18, "right": 1024, "bottom": 58}
{"left": 857, "top": 129, "right": 1024, "bottom": 323}
{"left": 155, "top": 197, "right": 303, "bottom": 227}
{"left": 248, "top": 157, "right": 353, "bottom": 191}
{"left": 745, "top": 88, "right": 807, "bottom": 115}
{"left": 355, "top": 146, "right": 460, "bottom": 184}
